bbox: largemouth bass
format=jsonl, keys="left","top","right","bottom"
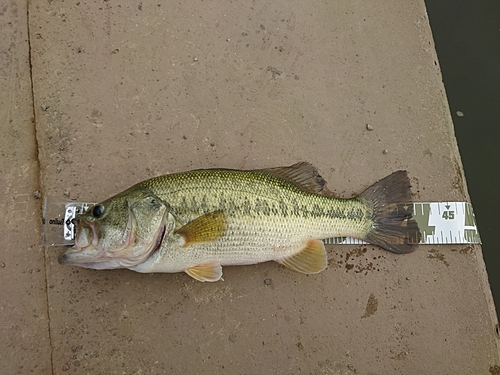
{"left": 59, "top": 162, "right": 420, "bottom": 281}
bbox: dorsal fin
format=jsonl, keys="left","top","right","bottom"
{"left": 261, "top": 162, "right": 326, "bottom": 194}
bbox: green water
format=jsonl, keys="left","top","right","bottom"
{"left": 425, "top": 0, "right": 500, "bottom": 319}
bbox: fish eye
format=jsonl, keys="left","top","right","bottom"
{"left": 92, "top": 204, "right": 105, "bottom": 218}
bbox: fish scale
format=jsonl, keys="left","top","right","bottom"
{"left": 130, "top": 168, "right": 376, "bottom": 274}
{"left": 142, "top": 169, "right": 371, "bottom": 240}
{"left": 59, "top": 162, "right": 420, "bottom": 281}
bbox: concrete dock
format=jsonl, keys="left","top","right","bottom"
{"left": 1, "top": 0, "right": 499, "bottom": 373}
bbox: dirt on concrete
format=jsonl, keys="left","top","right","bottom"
{"left": 1, "top": 0, "right": 499, "bottom": 374}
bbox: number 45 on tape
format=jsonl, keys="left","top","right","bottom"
{"left": 324, "top": 202, "right": 481, "bottom": 246}
{"left": 411, "top": 202, "right": 481, "bottom": 245}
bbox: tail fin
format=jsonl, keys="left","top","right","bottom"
{"left": 359, "top": 171, "right": 421, "bottom": 254}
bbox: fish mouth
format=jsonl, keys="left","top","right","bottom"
{"left": 58, "top": 216, "right": 103, "bottom": 266}
{"left": 57, "top": 248, "right": 121, "bottom": 269}
{"left": 73, "top": 217, "right": 100, "bottom": 249}
{"left": 58, "top": 214, "right": 167, "bottom": 269}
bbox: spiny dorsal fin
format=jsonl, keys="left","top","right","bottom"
{"left": 262, "top": 162, "right": 326, "bottom": 194}
{"left": 276, "top": 239, "right": 327, "bottom": 274}
{"left": 174, "top": 210, "right": 226, "bottom": 247}
{"left": 185, "top": 263, "right": 223, "bottom": 282}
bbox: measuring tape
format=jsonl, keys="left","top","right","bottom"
{"left": 41, "top": 198, "right": 94, "bottom": 246}
{"left": 324, "top": 202, "right": 481, "bottom": 245}
{"left": 63, "top": 202, "right": 94, "bottom": 241}
{"left": 42, "top": 199, "right": 481, "bottom": 246}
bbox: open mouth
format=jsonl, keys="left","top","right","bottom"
{"left": 59, "top": 211, "right": 168, "bottom": 269}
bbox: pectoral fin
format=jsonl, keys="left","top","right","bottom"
{"left": 276, "top": 239, "right": 327, "bottom": 274}
{"left": 175, "top": 210, "right": 226, "bottom": 247}
{"left": 185, "top": 263, "right": 223, "bottom": 282}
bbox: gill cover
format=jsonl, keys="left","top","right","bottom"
{"left": 58, "top": 189, "right": 170, "bottom": 269}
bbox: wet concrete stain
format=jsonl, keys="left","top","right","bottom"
{"left": 390, "top": 351, "right": 408, "bottom": 361}
{"left": 450, "top": 245, "right": 474, "bottom": 255}
{"left": 361, "top": 294, "right": 378, "bottom": 319}
{"left": 318, "top": 359, "right": 357, "bottom": 374}
{"left": 489, "top": 365, "right": 500, "bottom": 375}
{"left": 452, "top": 158, "right": 466, "bottom": 197}
{"left": 427, "top": 249, "right": 450, "bottom": 267}
{"left": 327, "top": 247, "right": 384, "bottom": 275}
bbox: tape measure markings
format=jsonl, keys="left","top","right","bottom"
{"left": 57, "top": 201, "right": 481, "bottom": 245}
{"left": 324, "top": 202, "right": 480, "bottom": 245}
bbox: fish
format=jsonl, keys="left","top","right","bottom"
{"left": 58, "top": 162, "right": 420, "bottom": 282}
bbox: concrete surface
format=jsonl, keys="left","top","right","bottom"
{"left": 1, "top": 0, "right": 499, "bottom": 374}
{"left": 0, "top": 1, "right": 51, "bottom": 373}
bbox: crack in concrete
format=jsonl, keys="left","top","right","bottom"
{"left": 25, "top": 1, "right": 55, "bottom": 374}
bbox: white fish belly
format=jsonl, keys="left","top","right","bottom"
{"left": 136, "top": 213, "right": 363, "bottom": 273}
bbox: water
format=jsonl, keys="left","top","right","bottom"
{"left": 425, "top": 0, "right": 500, "bottom": 319}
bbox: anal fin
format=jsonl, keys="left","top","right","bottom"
{"left": 185, "top": 263, "right": 223, "bottom": 282}
{"left": 276, "top": 239, "right": 327, "bottom": 274}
